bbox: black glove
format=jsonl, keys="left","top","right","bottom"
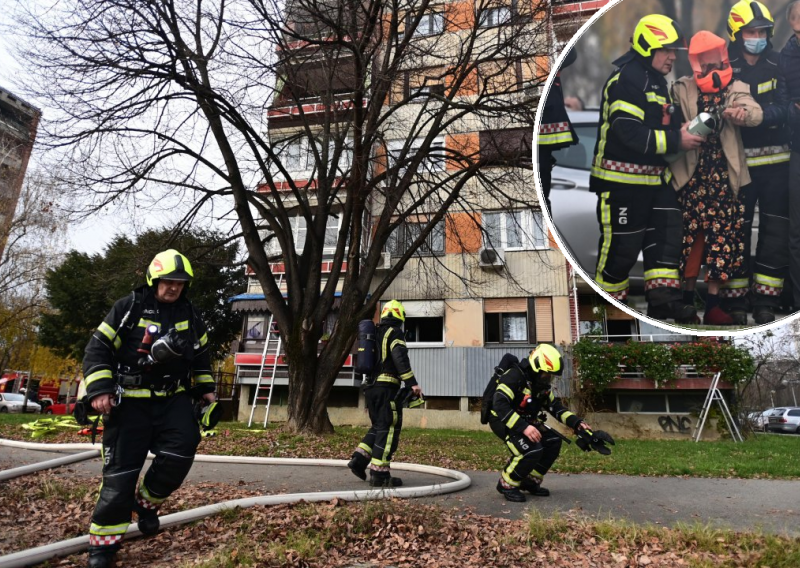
{"left": 575, "top": 429, "right": 615, "bottom": 455}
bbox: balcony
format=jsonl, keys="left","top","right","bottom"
{"left": 551, "top": 0, "right": 610, "bottom": 19}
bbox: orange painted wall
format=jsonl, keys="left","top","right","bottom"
{"left": 446, "top": 133, "right": 479, "bottom": 170}
{"left": 446, "top": 212, "right": 483, "bottom": 254}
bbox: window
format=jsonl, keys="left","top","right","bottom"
{"left": 265, "top": 212, "right": 342, "bottom": 256}
{"left": 404, "top": 317, "right": 444, "bottom": 344}
{"left": 380, "top": 300, "right": 445, "bottom": 346}
{"left": 484, "top": 297, "right": 553, "bottom": 344}
{"left": 478, "top": 6, "right": 511, "bottom": 27}
{"left": 479, "top": 128, "right": 532, "bottom": 166}
{"left": 272, "top": 137, "right": 353, "bottom": 178}
{"left": 483, "top": 209, "right": 547, "bottom": 250}
{"left": 617, "top": 393, "right": 708, "bottom": 414}
{"left": 245, "top": 315, "right": 267, "bottom": 340}
{"left": 387, "top": 137, "right": 446, "bottom": 176}
{"left": 413, "top": 13, "right": 444, "bottom": 36}
{"left": 484, "top": 298, "right": 527, "bottom": 343}
{"left": 387, "top": 219, "right": 445, "bottom": 256}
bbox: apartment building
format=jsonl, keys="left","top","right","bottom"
{"left": 231, "top": 0, "right": 610, "bottom": 428}
{"left": 0, "top": 86, "right": 40, "bottom": 255}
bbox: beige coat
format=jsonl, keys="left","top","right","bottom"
{"left": 668, "top": 77, "right": 763, "bottom": 197}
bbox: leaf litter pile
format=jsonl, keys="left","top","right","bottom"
{"left": 1, "top": 470, "right": 796, "bottom": 567}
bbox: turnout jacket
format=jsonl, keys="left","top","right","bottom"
{"left": 779, "top": 35, "right": 800, "bottom": 151}
{"left": 590, "top": 51, "right": 682, "bottom": 193}
{"left": 729, "top": 43, "right": 789, "bottom": 167}
{"left": 669, "top": 76, "right": 763, "bottom": 197}
{"left": 539, "top": 48, "right": 578, "bottom": 150}
{"left": 489, "top": 359, "right": 580, "bottom": 436}
{"left": 82, "top": 286, "right": 215, "bottom": 401}
{"left": 374, "top": 317, "right": 418, "bottom": 389}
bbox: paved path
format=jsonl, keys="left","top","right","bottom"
{"left": 2, "top": 446, "right": 799, "bottom": 536}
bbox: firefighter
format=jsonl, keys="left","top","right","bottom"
{"left": 489, "top": 344, "right": 590, "bottom": 502}
{"left": 83, "top": 250, "right": 215, "bottom": 568}
{"left": 590, "top": 14, "right": 705, "bottom": 322}
{"left": 347, "top": 300, "right": 423, "bottom": 488}
{"left": 784, "top": 0, "right": 800, "bottom": 310}
{"left": 720, "top": 1, "right": 790, "bottom": 325}
{"left": 538, "top": 48, "right": 579, "bottom": 213}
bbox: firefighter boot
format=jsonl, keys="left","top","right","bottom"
{"left": 496, "top": 479, "right": 526, "bottom": 502}
{"left": 520, "top": 476, "right": 550, "bottom": 497}
{"left": 369, "top": 470, "right": 403, "bottom": 488}
{"left": 87, "top": 545, "right": 118, "bottom": 568}
{"left": 647, "top": 301, "right": 697, "bottom": 323}
{"left": 134, "top": 501, "right": 160, "bottom": 536}
{"left": 347, "top": 451, "right": 369, "bottom": 481}
{"left": 753, "top": 306, "right": 775, "bottom": 325}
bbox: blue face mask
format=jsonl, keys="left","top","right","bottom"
{"left": 744, "top": 38, "right": 768, "bottom": 54}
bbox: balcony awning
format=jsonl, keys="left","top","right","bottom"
{"left": 228, "top": 291, "right": 343, "bottom": 313}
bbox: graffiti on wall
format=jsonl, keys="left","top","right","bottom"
{"left": 658, "top": 415, "right": 692, "bottom": 434}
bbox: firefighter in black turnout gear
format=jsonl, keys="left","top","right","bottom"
{"left": 721, "top": 1, "right": 790, "bottom": 324}
{"left": 348, "top": 300, "right": 423, "bottom": 488}
{"left": 490, "top": 345, "right": 590, "bottom": 502}
{"left": 590, "top": 14, "right": 704, "bottom": 321}
{"left": 82, "top": 250, "right": 215, "bottom": 568}
{"left": 538, "top": 48, "right": 579, "bottom": 212}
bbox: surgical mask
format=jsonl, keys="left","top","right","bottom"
{"left": 744, "top": 38, "right": 767, "bottom": 55}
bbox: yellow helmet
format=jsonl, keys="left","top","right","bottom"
{"left": 632, "top": 14, "right": 688, "bottom": 58}
{"left": 727, "top": 0, "right": 773, "bottom": 41}
{"left": 146, "top": 249, "right": 194, "bottom": 286}
{"left": 380, "top": 299, "right": 406, "bottom": 322}
{"left": 528, "top": 344, "right": 563, "bottom": 376}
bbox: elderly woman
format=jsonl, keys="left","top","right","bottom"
{"left": 669, "top": 31, "right": 763, "bottom": 325}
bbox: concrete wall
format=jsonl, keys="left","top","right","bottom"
{"left": 238, "top": 396, "right": 723, "bottom": 440}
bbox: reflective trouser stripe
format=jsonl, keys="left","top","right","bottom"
{"left": 595, "top": 192, "right": 630, "bottom": 294}
{"left": 90, "top": 522, "right": 129, "bottom": 536}
{"left": 370, "top": 400, "right": 399, "bottom": 468}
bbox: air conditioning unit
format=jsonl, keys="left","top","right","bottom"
{"left": 478, "top": 246, "right": 505, "bottom": 269}
{"left": 376, "top": 251, "right": 393, "bottom": 271}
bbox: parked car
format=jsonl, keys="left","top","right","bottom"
{"left": 766, "top": 407, "right": 800, "bottom": 434}
{"left": 43, "top": 401, "right": 77, "bottom": 415}
{"left": 0, "top": 393, "right": 42, "bottom": 413}
{"left": 746, "top": 409, "right": 773, "bottom": 432}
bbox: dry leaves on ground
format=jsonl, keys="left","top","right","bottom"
{"left": 0, "top": 471, "right": 783, "bottom": 567}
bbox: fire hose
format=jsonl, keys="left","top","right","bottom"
{"left": 0, "top": 438, "right": 471, "bottom": 568}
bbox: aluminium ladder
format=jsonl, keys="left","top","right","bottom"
{"left": 693, "top": 371, "right": 744, "bottom": 443}
{"left": 247, "top": 274, "right": 284, "bottom": 428}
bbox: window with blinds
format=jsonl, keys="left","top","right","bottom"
{"left": 483, "top": 296, "right": 553, "bottom": 344}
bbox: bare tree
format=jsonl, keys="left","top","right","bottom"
{"left": 13, "top": 0, "right": 559, "bottom": 433}
{"left": 0, "top": 168, "right": 67, "bottom": 371}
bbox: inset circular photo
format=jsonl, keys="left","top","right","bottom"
{"left": 537, "top": 0, "right": 800, "bottom": 334}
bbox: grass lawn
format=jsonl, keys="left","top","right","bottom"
{"left": 2, "top": 415, "right": 799, "bottom": 479}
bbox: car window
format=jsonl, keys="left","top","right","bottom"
{"left": 788, "top": 409, "right": 800, "bottom": 417}
{"left": 3, "top": 393, "right": 24, "bottom": 402}
{"left": 551, "top": 124, "right": 597, "bottom": 171}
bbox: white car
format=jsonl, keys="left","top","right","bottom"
{"left": 548, "top": 110, "right": 644, "bottom": 292}
{"left": 0, "top": 393, "right": 42, "bottom": 413}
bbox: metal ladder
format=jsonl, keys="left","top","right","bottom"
{"left": 247, "top": 275, "right": 284, "bottom": 428}
{"left": 693, "top": 371, "right": 744, "bottom": 443}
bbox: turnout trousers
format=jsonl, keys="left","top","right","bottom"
{"left": 722, "top": 162, "right": 790, "bottom": 307}
{"left": 490, "top": 420, "right": 562, "bottom": 487}
{"left": 88, "top": 393, "right": 201, "bottom": 548}
{"left": 358, "top": 385, "right": 403, "bottom": 468}
{"left": 594, "top": 183, "right": 683, "bottom": 305}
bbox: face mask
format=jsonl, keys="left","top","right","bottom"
{"left": 744, "top": 38, "right": 767, "bottom": 55}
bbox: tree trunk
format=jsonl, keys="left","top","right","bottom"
{"left": 284, "top": 337, "right": 343, "bottom": 434}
